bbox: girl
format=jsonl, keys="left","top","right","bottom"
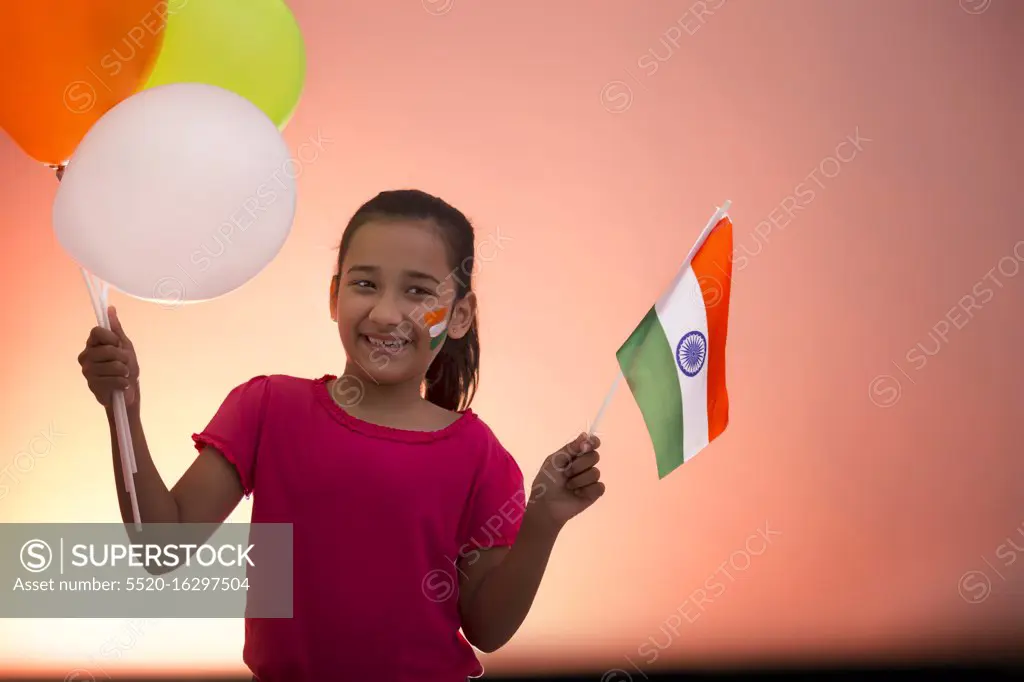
{"left": 77, "top": 189, "right": 606, "bottom": 682}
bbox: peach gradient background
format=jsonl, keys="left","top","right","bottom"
{"left": 1, "top": 0, "right": 1022, "bottom": 677}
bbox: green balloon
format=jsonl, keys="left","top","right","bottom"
{"left": 142, "top": 0, "right": 306, "bottom": 128}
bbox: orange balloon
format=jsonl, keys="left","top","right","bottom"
{"left": 0, "top": 1, "right": 167, "bottom": 167}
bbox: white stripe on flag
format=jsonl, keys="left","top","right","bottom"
{"left": 654, "top": 265, "right": 709, "bottom": 462}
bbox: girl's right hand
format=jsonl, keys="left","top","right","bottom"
{"left": 78, "top": 306, "right": 140, "bottom": 408}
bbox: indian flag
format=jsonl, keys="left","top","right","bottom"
{"left": 424, "top": 307, "right": 449, "bottom": 349}
{"left": 615, "top": 203, "right": 733, "bottom": 479}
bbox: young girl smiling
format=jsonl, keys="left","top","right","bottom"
{"left": 78, "top": 189, "right": 606, "bottom": 681}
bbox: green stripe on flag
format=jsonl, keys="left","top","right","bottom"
{"left": 615, "top": 306, "right": 685, "bottom": 478}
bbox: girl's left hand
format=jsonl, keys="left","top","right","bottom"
{"left": 528, "top": 432, "right": 606, "bottom": 531}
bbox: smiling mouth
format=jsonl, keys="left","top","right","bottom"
{"left": 362, "top": 335, "right": 410, "bottom": 353}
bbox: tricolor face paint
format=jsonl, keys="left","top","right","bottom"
{"left": 424, "top": 306, "right": 449, "bottom": 350}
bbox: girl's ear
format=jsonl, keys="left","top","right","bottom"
{"left": 446, "top": 291, "right": 477, "bottom": 340}
{"left": 329, "top": 274, "right": 340, "bottom": 322}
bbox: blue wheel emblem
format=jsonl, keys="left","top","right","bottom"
{"left": 676, "top": 331, "right": 707, "bottom": 377}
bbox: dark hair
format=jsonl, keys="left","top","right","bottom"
{"left": 336, "top": 189, "right": 479, "bottom": 412}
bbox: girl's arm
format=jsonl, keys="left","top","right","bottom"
{"left": 457, "top": 503, "right": 561, "bottom": 653}
{"left": 89, "top": 307, "right": 247, "bottom": 545}
{"left": 110, "top": 395, "right": 244, "bottom": 527}
{"left": 458, "top": 432, "right": 605, "bottom": 653}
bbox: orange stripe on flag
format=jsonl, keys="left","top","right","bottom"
{"left": 690, "top": 217, "right": 732, "bottom": 441}
{"left": 424, "top": 307, "right": 448, "bottom": 326}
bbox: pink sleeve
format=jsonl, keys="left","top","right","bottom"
{"left": 191, "top": 376, "right": 270, "bottom": 499}
{"left": 460, "top": 439, "right": 527, "bottom": 552}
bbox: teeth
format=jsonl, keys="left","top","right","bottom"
{"left": 367, "top": 337, "right": 406, "bottom": 349}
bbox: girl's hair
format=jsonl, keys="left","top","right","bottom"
{"left": 336, "top": 189, "right": 480, "bottom": 412}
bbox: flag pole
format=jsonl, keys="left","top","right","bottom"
{"left": 587, "top": 200, "right": 732, "bottom": 439}
{"left": 588, "top": 368, "right": 622, "bottom": 438}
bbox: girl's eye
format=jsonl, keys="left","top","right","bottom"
{"left": 350, "top": 280, "right": 375, "bottom": 289}
{"left": 409, "top": 286, "right": 434, "bottom": 296}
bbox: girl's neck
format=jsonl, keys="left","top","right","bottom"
{"left": 340, "top": 364, "right": 425, "bottom": 413}
{"left": 333, "top": 365, "right": 462, "bottom": 432}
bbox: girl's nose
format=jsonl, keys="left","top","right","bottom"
{"left": 367, "top": 297, "right": 403, "bottom": 326}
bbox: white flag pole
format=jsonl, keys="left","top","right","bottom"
{"left": 588, "top": 201, "right": 732, "bottom": 439}
{"left": 588, "top": 370, "right": 622, "bottom": 439}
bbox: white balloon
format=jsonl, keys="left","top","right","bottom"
{"left": 53, "top": 82, "right": 297, "bottom": 304}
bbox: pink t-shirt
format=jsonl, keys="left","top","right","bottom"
{"left": 191, "top": 374, "right": 526, "bottom": 682}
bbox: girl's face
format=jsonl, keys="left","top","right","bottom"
{"left": 330, "top": 219, "right": 475, "bottom": 388}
